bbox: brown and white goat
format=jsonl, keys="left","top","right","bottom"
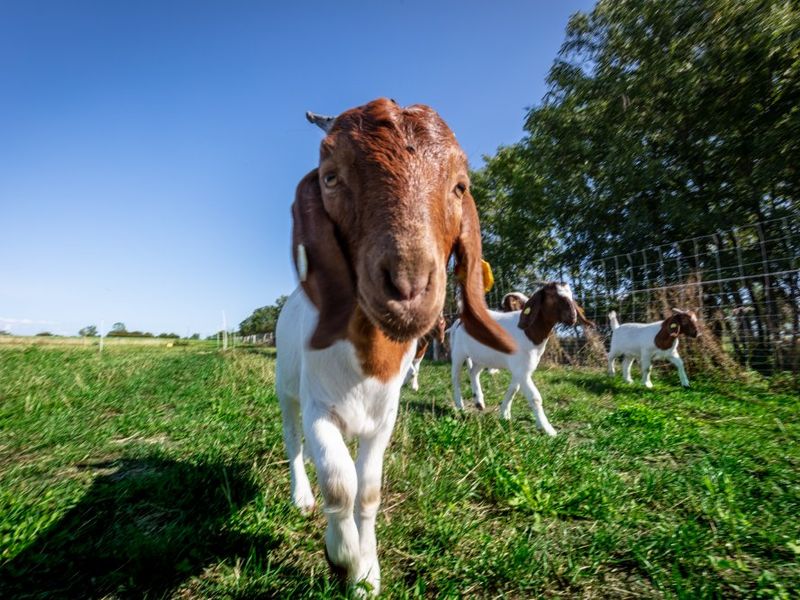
{"left": 404, "top": 314, "right": 447, "bottom": 391}
{"left": 450, "top": 283, "right": 594, "bottom": 434}
{"left": 608, "top": 308, "right": 700, "bottom": 388}
{"left": 501, "top": 291, "right": 529, "bottom": 312}
{"left": 275, "top": 98, "right": 514, "bottom": 595}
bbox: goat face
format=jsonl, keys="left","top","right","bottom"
{"left": 517, "top": 282, "right": 595, "bottom": 343}
{"left": 293, "top": 98, "right": 514, "bottom": 353}
{"left": 670, "top": 308, "right": 700, "bottom": 338}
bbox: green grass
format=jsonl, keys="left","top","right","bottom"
{"left": 0, "top": 343, "right": 798, "bottom": 598}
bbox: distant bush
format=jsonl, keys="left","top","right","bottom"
{"left": 35, "top": 332, "right": 54, "bottom": 336}
{"left": 107, "top": 330, "right": 154, "bottom": 338}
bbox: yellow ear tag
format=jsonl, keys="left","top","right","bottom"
{"left": 523, "top": 307, "right": 531, "bottom": 315}
{"left": 453, "top": 259, "right": 494, "bottom": 293}
{"left": 670, "top": 322, "right": 678, "bottom": 329}
{"left": 481, "top": 259, "right": 494, "bottom": 293}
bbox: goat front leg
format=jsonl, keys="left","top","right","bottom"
{"left": 279, "top": 394, "right": 315, "bottom": 513}
{"left": 499, "top": 381, "right": 520, "bottom": 420}
{"left": 521, "top": 376, "right": 556, "bottom": 436}
{"left": 353, "top": 424, "right": 395, "bottom": 596}
{"left": 669, "top": 354, "right": 690, "bottom": 388}
{"left": 408, "top": 358, "right": 422, "bottom": 391}
{"left": 468, "top": 364, "right": 486, "bottom": 410}
{"left": 305, "top": 416, "right": 361, "bottom": 583}
{"left": 640, "top": 351, "right": 653, "bottom": 388}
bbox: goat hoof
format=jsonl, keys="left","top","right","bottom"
{"left": 475, "top": 401, "right": 485, "bottom": 411}
{"left": 324, "top": 547, "right": 349, "bottom": 582}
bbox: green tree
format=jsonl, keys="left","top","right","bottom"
{"left": 79, "top": 325, "right": 98, "bottom": 337}
{"left": 239, "top": 295, "right": 289, "bottom": 335}
{"left": 476, "top": 0, "right": 799, "bottom": 276}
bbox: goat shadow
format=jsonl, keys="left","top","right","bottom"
{"left": 0, "top": 456, "right": 287, "bottom": 599}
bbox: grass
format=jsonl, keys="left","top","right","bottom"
{"left": 0, "top": 342, "right": 798, "bottom": 598}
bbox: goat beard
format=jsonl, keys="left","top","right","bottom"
{"left": 356, "top": 290, "right": 443, "bottom": 342}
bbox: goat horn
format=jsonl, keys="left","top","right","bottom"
{"left": 305, "top": 111, "right": 337, "bottom": 133}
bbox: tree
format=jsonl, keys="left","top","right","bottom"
{"left": 111, "top": 322, "right": 126, "bottom": 333}
{"left": 476, "top": 0, "right": 799, "bottom": 276}
{"left": 79, "top": 325, "right": 98, "bottom": 337}
{"left": 239, "top": 295, "right": 289, "bottom": 335}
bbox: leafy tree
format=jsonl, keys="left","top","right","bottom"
{"left": 239, "top": 295, "right": 289, "bottom": 335}
{"left": 111, "top": 322, "right": 126, "bottom": 333}
{"left": 79, "top": 325, "right": 98, "bottom": 337}
{"left": 476, "top": 0, "right": 799, "bottom": 277}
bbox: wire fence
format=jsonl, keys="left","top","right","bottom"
{"left": 456, "top": 216, "right": 799, "bottom": 375}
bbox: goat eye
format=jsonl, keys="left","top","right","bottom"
{"left": 453, "top": 182, "right": 467, "bottom": 198}
{"left": 323, "top": 173, "right": 338, "bottom": 188}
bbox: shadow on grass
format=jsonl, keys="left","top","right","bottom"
{"left": 0, "top": 456, "right": 289, "bottom": 599}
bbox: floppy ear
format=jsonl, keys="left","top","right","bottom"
{"left": 517, "top": 291, "right": 542, "bottom": 330}
{"left": 574, "top": 301, "right": 596, "bottom": 328}
{"left": 292, "top": 169, "right": 356, "bottom": 349}
{"left": 453, "top": 191, "right": 516, "bottom": 354}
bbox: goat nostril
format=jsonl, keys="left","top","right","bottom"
{"left": 384, "top": 268, "right": 431, "bottom": 302}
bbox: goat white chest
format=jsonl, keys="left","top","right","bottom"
{"left": 300, "top": 339, "right": 414, "bottom": 439}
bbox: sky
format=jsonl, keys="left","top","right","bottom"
{"left": 0, "top": 0, "right": 594, "bottom": 337}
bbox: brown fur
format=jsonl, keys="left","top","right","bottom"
{"left": 414, "top": 314, "right": 446, "bottom": 360}
{"left": 292, "top": 98, "right": 515, "bottom": 357}
{"left": 348, "top": 306, "right": 412, "bottom": 382}
{"left": 654, "top": 309, "right": 699, "bottom": 350}
{"left": 517, "top": 283, "right": 595, "bottom": 345}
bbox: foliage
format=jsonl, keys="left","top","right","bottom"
{"left": 475, "top": 0, "right": 800, "bottom": 280}
{"left": 78, "top": 325, "right": 98, "bottom": 337}
{"left": 34, "top": 332, "right": 53, "bottom": 337}
{"left": 0, "top": 344, "right": 797, "bottom": 597}
{"left": 111, "top": 322, "right": 126, "bottom": 333}
{"left": 239, "top": 295, "right": 288, "bottom": 335}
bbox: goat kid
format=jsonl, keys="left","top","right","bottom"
{"left": 501, "top": 291, "right": 529, "bottom": 312}
{"left": 404, "top": 314, "right": 446, "bottom": 391}
{"left": 276, "top": 98, "right": 514, "bottom": 595}
{"left": 607, "top": 309, "right": 699, "bottom": 388}
{"left": 450, "top": 283, "right": 594, "bottom": 435}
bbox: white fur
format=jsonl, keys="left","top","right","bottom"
{"left": 276, "top": 287, "right": 415, "bottom": 594}
{"left": 449, "top": 310, "right": 557, "bottom": 436}
{"left": 607, "top": 311, "right": 690, "bottom": 388}
{"left": 403, "top": 352, "right": 424, "bottom": 391}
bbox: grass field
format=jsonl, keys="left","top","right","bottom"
{"left": 0, "top": 343, "right": 798, "bottom": 598}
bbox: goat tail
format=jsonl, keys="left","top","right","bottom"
{"left": 608, "top": 310, "right": 620, "bottom": 331}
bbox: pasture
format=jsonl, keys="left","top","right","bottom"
{"left": 0, "top": 342, "right": 797, "bottom": 598}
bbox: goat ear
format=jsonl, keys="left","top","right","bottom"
{"left": 454, "top": 191, "right": 516, "bottom": 354}
{"left": 574, "top": 301, "right": 596, "bottom": 328}
{"left": 517, "top": 292, "right": 542, "bottom": 330}
{"left": 292, "top": 169, "right": 356, "bottom": 349}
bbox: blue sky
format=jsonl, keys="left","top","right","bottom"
{"left": 0, "top": 0, "right": 593, "bottom": 337}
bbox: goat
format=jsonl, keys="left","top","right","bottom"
{"left": 404, "top": 314, "right": 446, "bottom": 391}
{"left": 607, "top": 309, "right": 699, "bottom": 388}
{"left": 501, "top": 291, "right": 529, "bottom": 312}
{"left": 275, "top": 98, "right": 515, "bottom": 595}
{"left": 450, "top": 282, "right": 594, "bottom": 435}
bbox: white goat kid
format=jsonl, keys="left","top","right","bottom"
{"left": 404, "top": 314, "right": 446, "bottom": 392}
{"left": 276, "top": 98, "right": 514, "bottom": 595}
{"left": 607, "top": 309, "right": 700, "bottom": 388}
{"left": 450, "top": 283, "right": 594, "bottom": 435}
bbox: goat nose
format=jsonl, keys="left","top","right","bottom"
{"left": 383, "top": 267, "right": 431, "bottom": 302}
